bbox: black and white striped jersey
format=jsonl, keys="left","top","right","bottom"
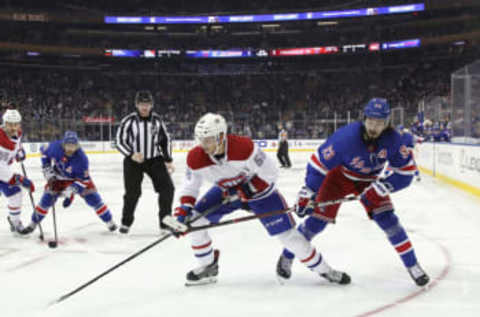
{"left": 116, "top": 111, "right": 172, "bottom": 162}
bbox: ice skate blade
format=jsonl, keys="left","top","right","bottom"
{"left": 185, "top": 277, "right": 217, "bottom": 287}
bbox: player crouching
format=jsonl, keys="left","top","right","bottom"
{"left": 20, "top": 131, "right": 117, "bottom": 235}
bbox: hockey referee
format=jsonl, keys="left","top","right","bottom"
{"left": 116, "top": 90, "right": 175, "bottom": 234}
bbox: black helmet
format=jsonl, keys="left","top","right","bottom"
{"left": 135, "top": 90, "right": 153, "bottom": 106}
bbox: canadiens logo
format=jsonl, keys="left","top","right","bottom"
{"left": 322, "top": 145, "right": 335, "bottom": 161}
{"left": 377, "top": 149, "right": 387, "bottom": 159}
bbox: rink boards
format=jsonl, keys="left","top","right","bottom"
{"left": 22, "top": 139, "right": 480, "bottom": 198}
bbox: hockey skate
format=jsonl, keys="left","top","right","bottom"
{"left": 320, "top": 268, "right": 351, "bottom": 285}
{"left": 185, "top": 249, "right": 220, "bottom": 286}
{"left": 408, "top": 263, "right": 429, "bottom": 286}
{"left": 7, "top": 216, "right": 25, "bottom": 235}
{"left": 276, "top": 254, "right": 293, "bottom": 284}
{"left": 106, "top": 220, "right": 117, "bottom": 232}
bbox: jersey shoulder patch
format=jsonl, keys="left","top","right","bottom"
{"left": 227, "top": 135, "right": 254, "bottom": 161}
{"left": 187, "top": 146, "right": 215, "bottom": 170}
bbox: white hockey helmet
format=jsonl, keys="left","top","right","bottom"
{"left": 2, "top": 109, "right": 22, "bottom": 124}
{"left": 194, "top": 113, "right": 227, "bottom": 144}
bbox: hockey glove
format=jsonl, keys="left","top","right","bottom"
{"left": 63, "top": 193, "right": 75, "bottom": 208}
{"left": 15, "top": 148, "right": 26, "bottom": 162}
{"left": 235, "top": 175, "right": 269, "bottom": 201}
{"left": 360, "top": 181, "right": 390, "bottom": 209}
{"left": 174, "top": 205, "right": 193, "bottom": 224}
{"left": 42, "top": 166, "right": 57, "bottom": 183}
{"left": 162, "top": 204, "right": 194, "bottom": 234}
{"left": 294, "top": 186, "right": 316, "bottom": 217}
{"left": 9, "top": 174, "right": 35, "bottom": 192}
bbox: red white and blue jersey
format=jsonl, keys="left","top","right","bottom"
{"left": 0, "top": 128, "right": 22, "bottom": 183}
{"left": 41, "top": 140, "right": 94, "bottom": 190}
{"left": 306, "top": 121, "right": 416, "bottom": 193}
{"left": 178, "top": 135, "right": 278, "bottom": 207}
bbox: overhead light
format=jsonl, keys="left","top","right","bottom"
{"left": 145, "top": 26, "right": 154, "bottom": 30}
{"left": 211, "top": 25, "right": 223, "bottom": 30}
{"left": 157, "top": 26, "right": 167, "bottom": 31}
{"left": 317, "top": 21, "right": 338, "bottom": 26}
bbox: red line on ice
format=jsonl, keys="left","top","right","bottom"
{"left": 355, "top": 236, "right": 451, "bottom": 317}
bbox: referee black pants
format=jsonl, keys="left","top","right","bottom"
{"left": 121, "top": 156, "right": 175, "bottom": 229}
{"left": 277, "top": 141, "right": 291, "bottom": 167}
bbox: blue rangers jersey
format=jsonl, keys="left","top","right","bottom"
{"left": 41, "top": 140, "right": 90, "bottom": 182}
{"left": 306, "top": 121, "right": 416, "bottom": 193}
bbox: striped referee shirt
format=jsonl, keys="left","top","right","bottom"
{"left": 116, "top": 111, "right": 172, "bottom": 162}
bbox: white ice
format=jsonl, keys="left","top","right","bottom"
{"left": 1, "top": 151, "right": 479, "bottom": 317}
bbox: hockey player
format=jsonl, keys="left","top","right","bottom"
{"left": 164, "top": 113, "right": 350, "bottom": 286}
{"left": 0, "top": 109, "right": 35, "bottom": 233}
{"left": 277, "top": 98, "right": 430, "bottom": 287}
{"left": 20, "top": 131, "right": 117, "bottom": 234}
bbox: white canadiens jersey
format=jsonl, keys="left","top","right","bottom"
{"left": 0, "top": 128, "right": 22, "bottom": 183}
{"left": 178, "top": 135, "right": 278, "bottom": 206}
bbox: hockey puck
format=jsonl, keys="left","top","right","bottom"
{"left": 48, "top": 241, "right": 58, "bottom": 248}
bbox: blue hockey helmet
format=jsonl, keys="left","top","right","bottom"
{"left": 63, "top": 130, "right": 79, "bottom": 145}
{"left": 364, "top": 98, "right": 390, "bottom": 120}
{"left": 397, "top": 124, "right": 405, "bottom": 131}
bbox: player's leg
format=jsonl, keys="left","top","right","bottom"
{"left": 145, "top": 157, "right": 175, "bottom": 231}
{"left": 80, "top": 190, "right": 116, "bottom": 231}
{"left": 367, "top": 203, "right": 430, "bottom": 286}
{"left": 279, "top": 167, "right": 351, "bottom": 278}
{"left": 184, "top": 186, "right": 242, "bottom": 285}
{"left": 20, "top": 189, "right": 58, "bottom": 234}
{"left": 249, "top": 190, "right": 350, "bottom": 285}
{"left": 121, "top": 157, "right": 144, "bottom": 233}
{"left": 3, "top": 185, "right": 24, "bottom": 233}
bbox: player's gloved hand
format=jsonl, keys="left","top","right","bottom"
{"left": 360, "top": 181, "right": 390, "bottom": 209}
{"left": 234, "top": 175, "right": 269, "bottom": 201}
{"left": 42, "top": 166, "right": 57, "bottom": 183}
{"left": 63, "top": 193, "right": 75, "bottom": 208}
{"left": 174, "top": 204, "right": 193, "bottom": 224}
{"left": 294, "top": 186, "right": 316, "bottom": 217}
{"left": 9, "top": 174, "right": 35, "bottom": 192}
{"left": 15, "top": 148, "right": 26, "bottom": 162}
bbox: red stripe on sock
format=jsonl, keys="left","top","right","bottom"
{"left": 192, "top": 240, "right": 212, "bottom": 250}
{"left": 96, "top": 205, "right": 107, "bottom": 215}
{"left": 396, "top": 241, "right": 412, "bottom": 253}
{"left": 35, "top": 206, "right": 48, "bottom": 215}
{"left": 301, "top": 249, "right": 316, "bottom": 263}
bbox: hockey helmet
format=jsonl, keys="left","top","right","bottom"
{"left": 194, "top": 113, "right": 227, "bottom": 144}
{"left": 2, "top": 109, "right": 21, "bottom": 124}
{"left": 63, "top": 130, "right": 79, "bottom": 144}
{"left": 364, "top": 98, "right": 390, "bottom": 120}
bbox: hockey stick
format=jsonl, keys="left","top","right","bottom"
{"left": 186, "top": 195, "right": 360, "bottom": 233}
{"left": 49, "top": 204, "right": 59, "bottom": 248}
{"left": 50, "top": 197, "right": 233, "bottom": 306}
{"left": 20, "top": 162, "right": 44, "bottom": 241}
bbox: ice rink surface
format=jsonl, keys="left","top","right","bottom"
{"left": 1, "top": 151, "right": 479, "bottom": 317}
